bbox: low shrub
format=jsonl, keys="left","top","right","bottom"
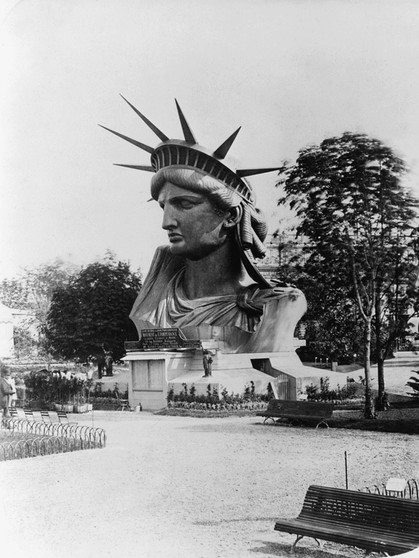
{"left": 306, "top": 377, "right": 361, "bottom": 403}
{"left": 91, "top": 397, "right": 121, "bottom": 410}
{"left": 167, "top": 381, "right": 272, "bottom": 411}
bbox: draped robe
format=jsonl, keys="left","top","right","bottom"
{"left": 130, "top": 246, "right": 306, "bottom": 353}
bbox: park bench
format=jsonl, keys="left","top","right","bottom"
{"left": 274, "top": 484, "right": 419, "bottom": 555}
{"left": 257, "top": 399, "right": 334, "bottom": 428}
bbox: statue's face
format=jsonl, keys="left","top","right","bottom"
{"left": 157, "top": 182, "right": 229, "bottom": 260}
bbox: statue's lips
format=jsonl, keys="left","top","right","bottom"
{"left": 168, "top": 233, "right": 183, "bottom": 242}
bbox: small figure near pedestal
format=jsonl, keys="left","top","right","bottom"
{"left": 97, "top": 344, "right": 114, "bottom": 378}
{"left": 104, "top": 349, "right": 113, "bottom": 377}
{"left": 202, "top": 350, "right": 213, "bottom": 377}
{"left": 96, "top": 354, "right": 105, "bottom": 379}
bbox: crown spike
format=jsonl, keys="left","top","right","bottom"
{"left": 175, "top": 99, "right": 197, "bottom": 144}
{"left": 99, "top": 125, "right": 154, "bottom": 154}
{"left": 119, "top": 95, "right": 169, "bottom": 142}
{"left": 236, "top": 167, "right": 282, "bottom": 178}
{"left": 213, "top": 127, "right": 241, "bottom": 159}
{"left": 114, "top": 164, "right": 155, "bottom": 172}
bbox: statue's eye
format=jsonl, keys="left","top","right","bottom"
{"left": 178, "top": 200, "right": 195, "bottom": 209}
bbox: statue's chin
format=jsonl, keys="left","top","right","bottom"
{"left": 169, "top": 243, "right": 221, "bottom": 262}
{"left": 168, "top": 242, "right": 188, "bottom": 257}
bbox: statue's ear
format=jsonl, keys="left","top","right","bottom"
{"left": 223, "top": 205, "right": 242, "bottom": 228}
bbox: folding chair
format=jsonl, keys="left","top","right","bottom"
{"left": 8, "top": 407, "right": 26, "bottom": 421}
{"left": 24, "top": 408, "right": 35, "bottom": 421}
{"left": 8, "top": 407, "right": 19, "bottom": 418}
{"left": 40, "top": 410, "right": 52, "bottom": 423}
{"left": 23, "top": 408, "right": 44, "bottom": 434}
{"left": 115, "top": 394, "right": 131, "bottom": 411}
{"left": 3, "top": 407, "right": 20, "bottom": 431}
{"left": 57, "top": 410, "right": 77, "bottom": 424}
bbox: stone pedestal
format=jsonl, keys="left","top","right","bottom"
{"left": 123, "top": 351, "right": 194, "bottom": 411}
{"left": 123, "top": 347, "right": 334, "bottom": 410}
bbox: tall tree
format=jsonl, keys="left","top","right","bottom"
{"left": 0, "top": 278, "right": 30, "bottom": 309}
{"left": 293, "top": 256, "right": 365, "bottom": 365}
{"left": 24, "top": 260, "right": 79, "bottom": 341}
{"left": 0, "top": 260, "right": 78, "bottom": 357}
{"left": 45, "top": 254, "right": 142, "bottom": 362}
{"left": 277, "top": 132, "right": 419, "bottom": 418}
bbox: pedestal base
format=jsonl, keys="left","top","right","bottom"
{"left": 124, "top": 349, "right": 342, "bottom": 411}
{"left": 123, "top": 347, "right": 349, "bottom": 411}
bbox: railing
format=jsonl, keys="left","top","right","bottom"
{"left": 359, "top": 479, "right": 419, "bottom": 500}
{"left": 0, "top": 418, "right": 106, "bottom": 461}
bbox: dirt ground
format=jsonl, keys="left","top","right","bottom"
{"left": 1, "top": 411, "right": 419, "bottom": 558}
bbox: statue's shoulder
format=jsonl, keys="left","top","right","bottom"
{"left": 237, "top": 282, "right": 305, "bottom": 314}
{"left": 130, "top": 246, "right": 185, "bottom": 321}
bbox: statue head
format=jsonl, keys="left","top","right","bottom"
{"left": 101, "top": 97, "right": 282, "bottom": 286}
{"left": 150, "top": 168, "right": 269, "bottom": 266}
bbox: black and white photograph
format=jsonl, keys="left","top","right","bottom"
{"left": 1, "top": 1, "right": 419, "bottom": 557}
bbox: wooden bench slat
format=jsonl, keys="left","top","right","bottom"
{"left": 280, "top": 517, "right": 419, "bottom": 540}
{"left": 274, "top": 520, "right": 416, "bottom": 552}
{"left": 258, "top": 400, "right": 334, "bottom": 428}
{"left": 274, "top": 485, "right": 419, "bottom": 553}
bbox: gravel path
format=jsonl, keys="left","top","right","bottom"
{"left": 1, "top": 412, "right": 418, "bottom": 558}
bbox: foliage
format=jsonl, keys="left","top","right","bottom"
{"left": 269, "top": 227, "right": 307, "bottom": 285}
{"left": 277, "top": 133, "right": 416, "bottom": 253}
{"left": 45, "top": 253, "right": 142, "bottom": 362}
{"left": 294, "top": 261, "right": 365, "bottom": 363}
{"left": 277, "top": 132, "right": 419, "bottom": 417}
{"left": 0, "top": 278, "right": 29, "bottom": 309}
{"left": 305, "top": 377, "right": 359, "bottom": 402}
{"left": 283, "top": 238, "right": 366, "bottom": 365}
{"left": 13, "top": 325, "right": 38, "bottom": 359}
{"left": 91, "top": 397, "right": 124, "bottom": 410}
{"left": 25, "top": 369, "right": 72, "bottom": 406}
{"left": 24, "top": 260, "right": 79, "bottom": 331}
{"left": 166, "top": 381, "right": 272, "bottom": 410}
{"left": 0, "top": 260, "right": 78, "bottom": 356}
{"left": 23, "top": 368, "right": 128, "bottom": 407}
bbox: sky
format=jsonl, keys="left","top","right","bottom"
{"left": 1, "top": 0, "right": 419, "bottom": 280}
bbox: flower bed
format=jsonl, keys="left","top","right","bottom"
{"left": 167, "top": 400, "right": 268, "bottom": 412}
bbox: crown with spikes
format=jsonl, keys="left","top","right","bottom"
{"left": 100, "top": 96, "right": 281, "bottom": 204}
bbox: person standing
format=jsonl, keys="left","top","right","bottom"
{"left": 104, "top": 349, "right": 113, "bottom": 377}
{"left": 9, "top": 374, "right": 17, "bottom": 407}
{"left": 1, "top": 367, "right": 15, "bottom": 419}
{"left": 202, "top": 350, "right": 213, "bottom": 377}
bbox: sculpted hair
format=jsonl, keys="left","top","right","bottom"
{"left": 150, "top": 167, "right": 243, "bottom": 210}
{"left": 151, "top": 167, "right": 268, "bottom": 259}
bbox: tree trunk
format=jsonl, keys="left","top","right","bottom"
{"left": 363, "top": 318, "right": 376, "bottom": 419}
{"left": 376, "top": 355, "right": 386, "bottom": 411}
{"left": 374, "top": 282, "right": 386, "bottom": 410}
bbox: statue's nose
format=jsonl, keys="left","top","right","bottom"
{"left": 162, "top": 204, "right": 177, "bottom": 230}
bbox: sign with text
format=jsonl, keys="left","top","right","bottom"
{"left": 141, "top": 328, "right": 183, "bottom": 350}
{"left": 124, "top": 328, "right": 202, "bottom": 352}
